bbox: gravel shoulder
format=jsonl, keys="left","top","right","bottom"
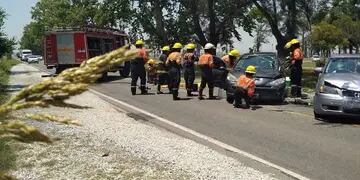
{"left": 9, "top": 63, "right": 277, "bottom": 180}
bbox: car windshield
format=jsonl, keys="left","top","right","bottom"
{"left": 234, "top": 54, "right": 277, "bottom": 71}
{"left": 325, "top": 58, "right": 360, "bottom": 74}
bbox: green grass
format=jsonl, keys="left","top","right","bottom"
{"left": 0, "top": 57, "right": 19, "bottom": 177}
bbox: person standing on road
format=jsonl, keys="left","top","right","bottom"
{"left": 130, "top": 40, "right": 148, "bottom": 95}
{"left": 222, "top": 49, "right": 240, "bottom": 69}
{"left": 285, "top": 39, "right": 303, "bottom": 98}
{"left": 183, "top": 43, "right": 198, "bottom": 96}
{"left": 157, "top": 46, "right": 170, "bottom": 94}
{"left": 166, "top": 43, "right": 183, "bottom": 100}
{"left": 198, "top": 43, "right": 216, "bottom": 100}
{"left": 234, "top": 65, "right": 256, "bottom": 109}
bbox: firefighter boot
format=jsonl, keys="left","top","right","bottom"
{"left": 140, "top": 86, "right": 148, "bottom": 95}
{"left": 198, "top": 88, "right": 204, "bottom": 100}
{"left": 173, "top": 90, "right": 180, "bottom": 100}
{"left": 131, "top": 87, "right": 136, "bottom": 95}
{"left": 208, "top": 88, "right": 215, "bottom": 99}
{"left": 296, "top": 86, "right": 302, "bottom": 98}
{"left": 291, "top": 86, "right": 297, "bottom": 97}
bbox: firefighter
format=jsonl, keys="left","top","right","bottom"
{"left": 198, "top": 43, "right": 216, "bottom": 100}
{"left": 183, "top": 43, "right": 198, "bottom": 96}
{"left": 157, "top": 46, "right": 170, "bottom": 94}
{"left": 131, "top": 40, "right": 148, "bottom": 95}
{"left": 166, "top": 43, "right": 183, "bottom": 100}
{"left": 234, "top": 65, "right": 256, "bottom": 109}
{"left": 285, "top": 39, "right": 303, "bottom": 98}
{"left": 222, "top": 49, "right": 240, "bottom": 69}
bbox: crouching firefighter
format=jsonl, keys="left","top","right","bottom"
{"left": 234, "top": 65, "right": 256, "bottom": 109}
{"left": 285, "top": 39, "right": 303, "bottom": 98}
{"left": 198, "top": 43, "right": 216, "bottom": 100}
{"left": 166, "top": 43, "right": 183, "bottom": 100}
{"left": 183, "top": 43, "right": 198, "bottom": 96}
{"left": 131, "top": 40, "right": 148, "bottom": 95}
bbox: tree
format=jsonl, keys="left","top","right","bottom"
{"left": 252, "top": 23, "right": 270, "bottom": 52}
{"left": 20, "top": 22, "right": 45, "bottom": 54}
{"left": 0, "top": 8, "right": 15, "bottom": 58}
{"left": 309, "top": 22, "right": 346, "bottom": 57}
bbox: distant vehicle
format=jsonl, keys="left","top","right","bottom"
{"left": 20, "top": 49, "right": 32, "bottom": 61}
{"left": 225, "top": 52, "right": 286, "bottom": 103}
{"left": 33, "top": 55, "right": 43, "bottom": 61}
{"left": 312, "top": 54, "right": 320, "bottom": 61}
{"left": 44, "top": 27, "right": 130, "bottom": 76}
{"left": 314, "top": 54, "right": 360, "bottom": 119}
{"left": 27, "top": 55, "right": 40, "bottom": 63}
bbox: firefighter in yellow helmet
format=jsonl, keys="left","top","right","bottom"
{"left": 234, "top": 65, "right": 256, "bottom": 109}
{"left": 166, "top": 43, "right": 183, "bottom": 100}
{"left": 222, "top": 49, "right": 240, "bottom": 69}
{"left": 182, "top": 43, "right": 198, "bottom": 96}
{"left": 285, "top": 38, "right": 303, "bottom": 97}
{"left": 157, "top": 46, "right": 171, "bottom": 94}
{"left": 131, "top": 40, "right": 148, "bottom": 95}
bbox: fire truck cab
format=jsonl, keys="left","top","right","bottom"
{"left": 44, "top": 27, "right": 131, "bottom": 77}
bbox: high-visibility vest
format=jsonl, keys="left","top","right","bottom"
{"left": 237, "top": 75, "right": 255, "bottom": 97}
{"left": 198, "top": 53, "right": 213, "bottom": 67}
{"left": 166, "top": 52, "right": 181, "bottom": 65}
{"left": 137, "top": 48, "right": 148, "bottom": 63}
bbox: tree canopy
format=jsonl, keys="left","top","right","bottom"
{"left": 0, "top": 8, "right": 15, "bottom": 58}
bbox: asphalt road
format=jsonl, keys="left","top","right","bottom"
{"left": 30, "top": 61, "right": 360, "bottom": 180}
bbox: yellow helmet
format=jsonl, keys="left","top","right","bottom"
{"left": 290, "top": 38, "right": 300, "bottom": 45}
{"left": 284, "top": 38, "right": 300, "bottom": 49}
{"left": 172, "top": 42, "right": 183, "bottom": 49}
{"left": 186, "top": 43, "right": 196, "bottom": 50}
{"left": 147, "top": 59, "right": 156, "bottom": 65}
{"left": 161, "top": 46, "right": 170, "bottom": 51}
{"left": 135, "top": 39, "right": 145, "bottom": 45}
{"left": 228, "top": 49, "right": 240, "bottom": 57}
{"left": 245, "top": 65, "right": 256, "bottom": 74}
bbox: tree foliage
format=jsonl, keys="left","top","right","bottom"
{"left": 0, "top": 8, "right": 15, "bottom": 58}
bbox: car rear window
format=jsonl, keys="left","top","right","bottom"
{"left": 234, "top": 55, "right": 278, "bottom": 71}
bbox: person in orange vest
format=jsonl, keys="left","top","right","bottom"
{"left": 166, "top": 43, "right": 183, "bottom": 100}
{"left": 222, "top": 49, "right": 240, "bottom": 69}
{"left": 285, "top": 39, "right": 303, "bottom": 97}
{"left": 183, "top": 43, "right": 198, "bottom": 96}
{"left": 131, "top": 40, "right": 148, "bottom": 95}
{"left": 234, "top": 65, "right": 256, "bottom": 109}
{"left": 157, "top": 46, "right": 170, "bottom": 94}
{"left": 198, "top": 43, "right": 216, "bottom": 100}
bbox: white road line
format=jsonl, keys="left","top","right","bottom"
{"left": 90, "top": 89, "right": 310, "bottom": 180}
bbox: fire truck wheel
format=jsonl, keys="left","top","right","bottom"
{"left": 119, "top": 61, "right": 131, "bottom": 77}
{"left": 55, "top": 67, "right": 65, "bottom": 74}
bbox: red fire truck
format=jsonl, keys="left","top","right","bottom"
{"left": 44, "top": 27, "right": 131, "bottom": 77}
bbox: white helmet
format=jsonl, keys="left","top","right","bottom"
{"left": 204, "top": 43, "right": 215, "bottom": 50}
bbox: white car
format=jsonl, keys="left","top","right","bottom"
{"left": 312, "top": 55, "right": 320, "bottom": 61}
{"left": 27, "top": 55, "right": 40, "bottom": 63}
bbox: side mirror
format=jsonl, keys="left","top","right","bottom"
{"left": 314, "top": 67, "right": 323, "bottom": 76}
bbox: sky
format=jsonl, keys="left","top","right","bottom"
{"left": 0, "top": 0, "right": 276, "bottom": 53}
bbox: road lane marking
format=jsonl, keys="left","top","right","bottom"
{"left": 90, "top": 89, "right": 310, "bottom": 180}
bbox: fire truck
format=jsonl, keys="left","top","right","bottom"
{"left": 44, "top": 27, "right": 131, "bottom": 77}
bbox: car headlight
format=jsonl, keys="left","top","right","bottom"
{"left": 227, "top": 74, "right": 237, "bottom": 85}
{"left": 266, "top": 78, "right": 285, "bottom": 87}
{"left": 319, "top": 84, "right": 340, "bottom": 95}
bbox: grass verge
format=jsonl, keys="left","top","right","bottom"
{"left": 0, "top": 58, "right": 19, "bottom": 177}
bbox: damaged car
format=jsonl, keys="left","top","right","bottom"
{"left": 314, "top": 55, "right": 360, "bottom": 119}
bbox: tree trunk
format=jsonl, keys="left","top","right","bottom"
{"left": 208, "top": 0, "right": 217, "bottom": 45}
{"left": 152, "top": 0, "right": 168, "bottom": 45}
{"left": 189, "top": 0, "right": 207, "bottom": 46}
{"left": 349, "top": 44, "right": 353, "bottom": 54}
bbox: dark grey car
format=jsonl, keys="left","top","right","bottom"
{"left": 314, "top": 54, "right": 360, "bottom": 119}
{"left": 225, "top": 53, "right": 286, "bottom": 103}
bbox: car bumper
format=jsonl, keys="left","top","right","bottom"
{"left": 314, "top": 93, "right": 360, "bottom": 117}
{"left": 226, "top": 82, "right": 286, "bottom": 101}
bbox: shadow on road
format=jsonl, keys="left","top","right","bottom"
{"left": 97, "top": 75, "right": 127, "bottom": 83}
{"left": 0, "top": 84, "right": 28, "bottom": 92}
{"left": 314, "top": 117, "right": 360, "bottom": 126}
